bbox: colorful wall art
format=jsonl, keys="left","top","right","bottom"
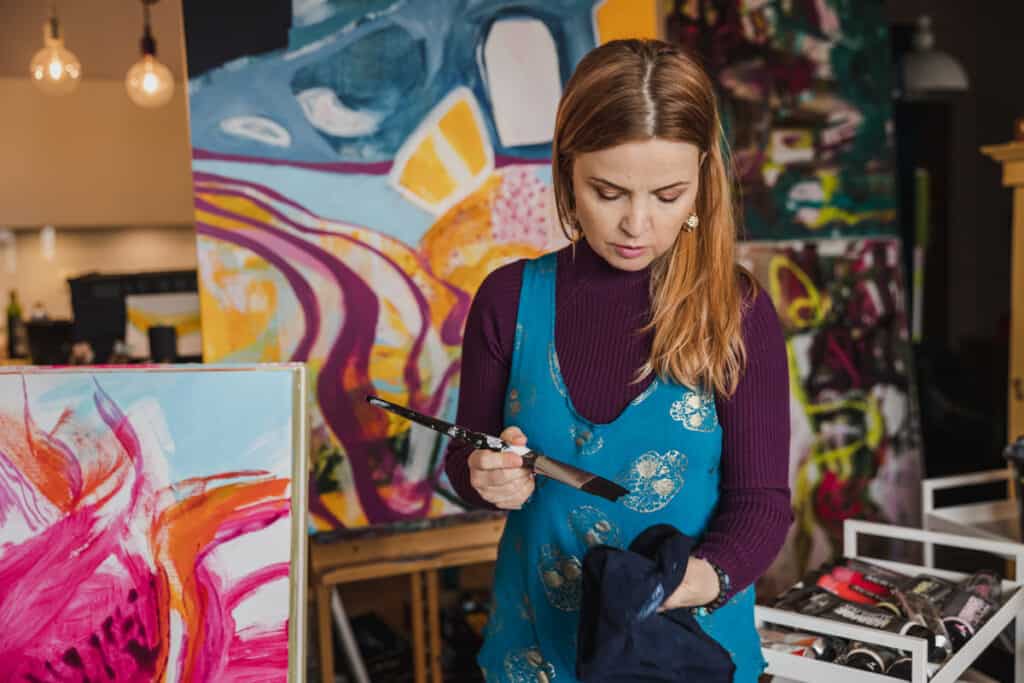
{"left": 182, "top": 1, "right": 660, "bottom": 531}
{"left": 0, "top": 365, "right": 307, "bottom": 682}
{"left": 737, "top": 238, "right": 922, "bottom": 594}
{"left": 669, "top": 0, "right": 898, "bottom": 239}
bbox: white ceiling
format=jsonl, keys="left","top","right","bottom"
{"left": 0, "top": 0, "right": 186, "bottom": 81}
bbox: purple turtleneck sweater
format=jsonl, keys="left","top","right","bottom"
{"left": 444, "top": 238, "right": 792, "bottom": 597}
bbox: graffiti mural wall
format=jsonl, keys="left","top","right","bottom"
{"left": 738, "top": 238, "right": 922, "bottom": 592}
{"left": 669, "top": 0, "right": 898, "bottom": 240}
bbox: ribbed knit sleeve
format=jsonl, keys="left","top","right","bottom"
{"left": 443, "top": 260, "right": 525, "bottom": 510}
{"left": 691, "top": 287, "right": 793, "bottom": 598}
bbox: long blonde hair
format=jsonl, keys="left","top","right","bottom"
{"left": 551, "top": 39, "right": 754, "bottom": 398}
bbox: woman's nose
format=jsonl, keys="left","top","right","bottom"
{"left": 620, "top": 200, "right": 650, "bottom": 237}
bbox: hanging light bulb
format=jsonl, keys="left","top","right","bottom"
{"left": 29, "top": 4, "right": 82, "bottom": 96}
{"left": 125, "top": 0, "right": 174, "bottom": 108}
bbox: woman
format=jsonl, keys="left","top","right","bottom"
{"left": 445, "top": 39, "right": 792, "bottom": 682}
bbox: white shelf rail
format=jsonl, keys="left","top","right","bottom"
{"left": 922, "top": 469, "right": 1017, "bottom": 565}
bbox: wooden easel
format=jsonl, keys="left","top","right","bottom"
{"left": 982, "top": 142, "right": 1024, "bottom": 581}
{"left": 981, "top": 141, "right": 1024, "bottom": 446}
{"left": 311, "top": 514, "right": 505, "bottom": 683}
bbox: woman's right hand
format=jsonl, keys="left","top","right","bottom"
{"left": 468, "top": 426, "right": 535, "bottom": 510}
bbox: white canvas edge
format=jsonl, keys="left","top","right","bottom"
{"left": 0, "top": 362, "right": 307, "bottom": 376}
{"left": 289, "top": 363, "right": 309, "bottom": 683}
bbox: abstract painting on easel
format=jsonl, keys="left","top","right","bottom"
{"left": 0, "top": 366, "right": 307, "bottom": 681}
{"left": 181, "top": 0, "right": 661, "bottom": 532}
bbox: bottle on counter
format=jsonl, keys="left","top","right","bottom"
{"left": 5, "top": 289, "right": 27, "bottom": 359}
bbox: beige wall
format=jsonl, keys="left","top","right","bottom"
{"left": 0, "top": 77, "right": 194, "bottom": 228}
{"left": 0, "top": 225, "right": 198, "bottom": 321}
{"left": 0, "top": 73, "right": 197, "bottom": 340}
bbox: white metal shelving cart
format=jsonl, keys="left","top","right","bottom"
{"left": 756, "top": 519, "right": 1024, "bottom": 683}
{"left": 922, "top": 468, "right": 1019, "bottom": 550}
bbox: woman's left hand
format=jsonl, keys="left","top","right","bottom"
{"left": 657, "top": 557, "right": 721, "bottom": 612}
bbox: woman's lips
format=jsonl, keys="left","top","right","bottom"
{"left": 612, "top": 244, "right": 646, "bottom": 259}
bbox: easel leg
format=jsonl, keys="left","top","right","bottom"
{"left": 330, "top": 587, "right": 371, "bottom": 683}
{"left": 426, "top": 568, "right": 443, "bottom": 682}
{"left": 411, "top": 571, "right": 427, "bottom": 683}
{"left": 316, "top": 583, "right": 334, "bottom": 683}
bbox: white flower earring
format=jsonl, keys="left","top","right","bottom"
{"left": 684, "top": 213, "right": 699, "bottom": 232}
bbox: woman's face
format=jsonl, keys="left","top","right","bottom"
{"left": 571, "top": 138, "right": 702, "bottom": 271}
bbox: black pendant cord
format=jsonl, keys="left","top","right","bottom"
{"left": 48, "top": 2, "right": 60, "bottom": 40}
{"left": 141, "top": 0, "right": 159, "bottom": 57}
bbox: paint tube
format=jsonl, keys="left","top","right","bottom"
{"left": 886, "top": 655, "right": 943, "bottom": 681}
{"left": 770, "top": 583, "right": 812, "bottom": 612}
{"left": 894, "top": 590, "right": 953, "bottom": 663}
{"left": 827, "top": 562, "right": 895, "bottom": 601}
{"left": 941, "top": 587, "right": 998, "bottom": 651}
{"left": 840, "top": 641, "right": 900, "bottom": 674}
{"left": 904, "top": 575, "right": 956, "bottom": 605}
{"left": 773, "top": 587, "right": 932, "bottom": 640}
{"left": 886, "top": 656, "right": 913, "bottom": 680}
{"left": 815, "top": 573, "right": 883, "bottom": 605}
{"left": 958, "top": 569, "right": 1002, "bottom": 603}
{"left": 958, "top": 570, "right": 1013, "bottom": 653}
{"left": 759, "top": 628, "right": 843, "bottom": 661}
{"left": 834, "top": 557, "right": 913, "bottom": 591}
{"left": 798, "top": 563, "right": 891, "bottom": 605}
{"left": 852, "top": 576, "right": 954, "bottom": 662}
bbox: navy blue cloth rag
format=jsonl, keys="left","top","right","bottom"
{"left": 576, "top": 524, "right": 736, "bottom": 682}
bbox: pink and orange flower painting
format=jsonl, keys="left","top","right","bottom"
{"left": 0, "top": 366, "right": 307, "bottom": 682}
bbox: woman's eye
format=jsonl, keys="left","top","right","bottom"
{"left": 657, "top": 194, "right": 682, "bottom": 204}
{"left": 597, "top": 190, "right": 621, "bottom": 201}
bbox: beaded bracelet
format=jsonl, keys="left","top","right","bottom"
{"left": 689, "top": 561, "right": 731, "bottom": 617}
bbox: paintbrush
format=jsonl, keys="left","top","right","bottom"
{"left": 366, "top": 395, "right": 629, "bottom": 503}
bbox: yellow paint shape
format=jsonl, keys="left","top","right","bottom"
{"left": 317, "top": 491, "right": 366, "bottom": 529}
{"left": 199, "top": 279, "right": 279, "bottom": 362}
{"left": 316, "top": 485, "right": 452, "bottom": 531}
{"left": 195, "top": 236, "right": 279, "bottom": 362}
{"left": 812, "top": 207, "right": 898, "bottom": 229}
{"left": 398, "top": 135, "right": 457, "bottom": 205}
{"left": 439, "top": 100, "right": 487, "bottom": 176}
{"left": 420, "top": 173, "right": 547, "bottom": 295}
{"left": 594, "top": 0, "right": 661, "bottom": 43}
{"left": 390, "top": 87, "right": 494, "bottom": 215}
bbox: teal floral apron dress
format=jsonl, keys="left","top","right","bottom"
{"left": 477, "top": 253, "right": 766, "bottom": 682}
